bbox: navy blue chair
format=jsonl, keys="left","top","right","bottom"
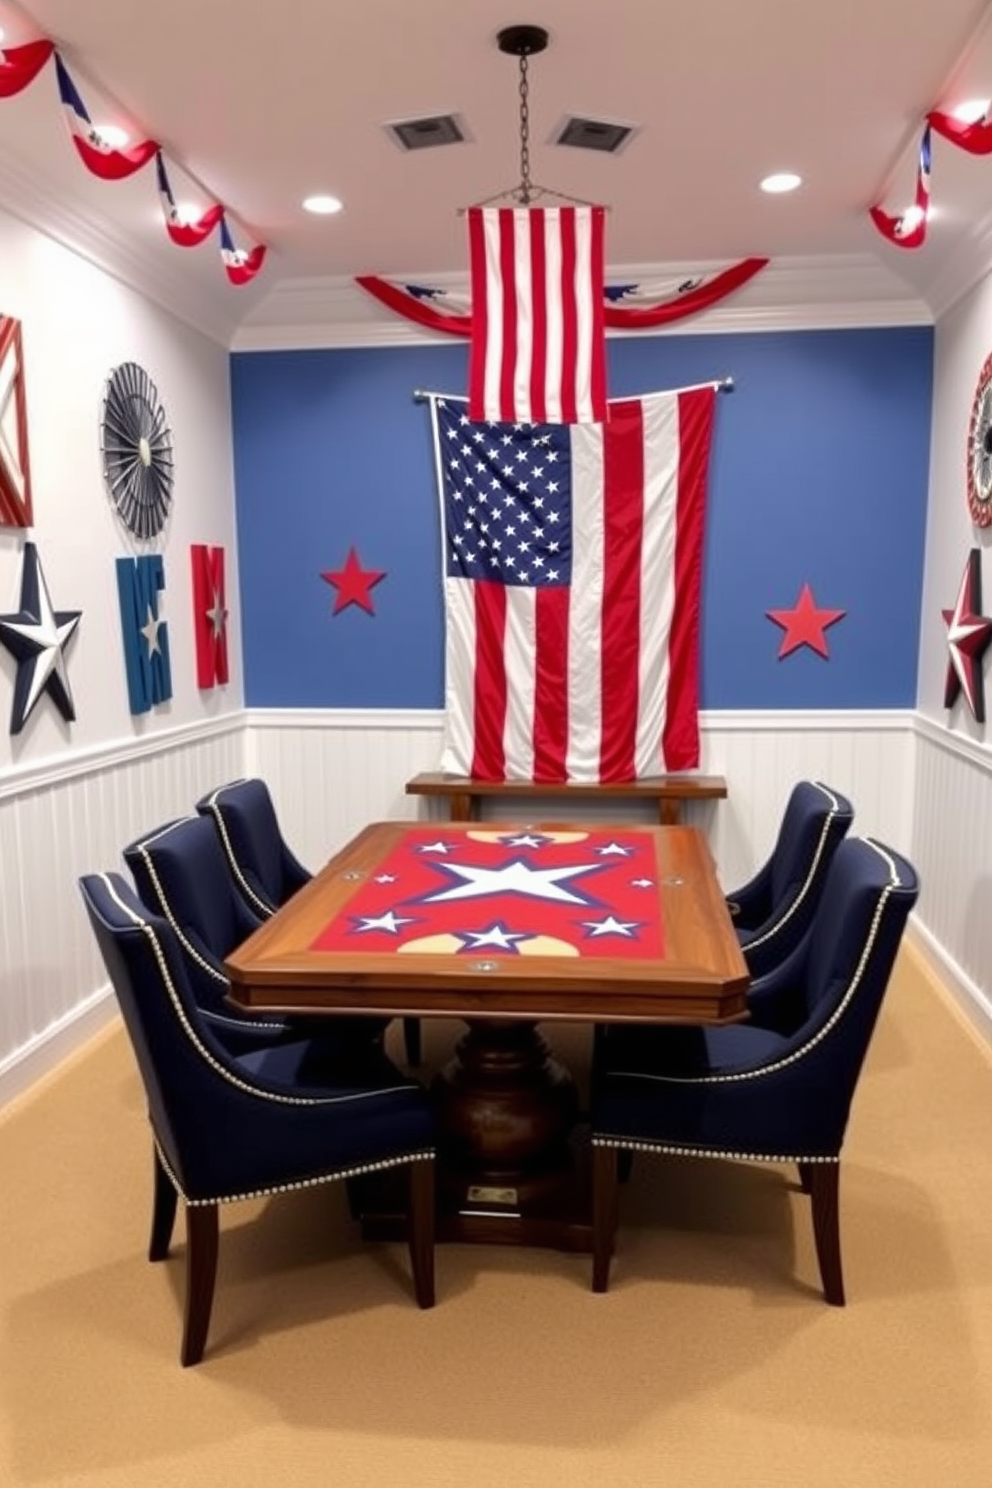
{"left": 123, "top": 815, "right": 389, "bottom": 1062}
{"left": 728, "top": 780, "right": 854, "bottom": 984}
{"left": 78, "top": 872, "right": 436, "bottom": 1366}
{"left": 590, "top": 836, "right": 919, "bottom": 1304}
{"left": 196, "top": 778, "right": 423, "bottom": 1068}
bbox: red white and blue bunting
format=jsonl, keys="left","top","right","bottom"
{"left": 870, "top": 125, "right": 932, "bottom": 249}
{"left": 0, "top": 39, "right": 266, "bottom": 285}
{"left": 356, "top": 256, "right": 768, "bottom": 337}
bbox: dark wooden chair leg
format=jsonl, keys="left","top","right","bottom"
{"left": 403, "top": 1016, "right": 422, "bottom": 1068}
{"left": 618, "top": 1148, "right": 635, "bottom": 1184}
{"left": 797, "top": 1161, "right": 813, "bottom": 1193}
{"left": 407, "top": 1158, "right": 436, "bottom": 1309}
{"left": 181, "top": 1204, "right": 219, "bottom": 1366}
{"left": 592, "top": 1144, "right": 620, "bottom": 1293}
{"left": 807, "top": 1163, "right": 845, "bottom": 1306}
{"left": 149, "top": 1147, "right": 178, "bottom": 1261}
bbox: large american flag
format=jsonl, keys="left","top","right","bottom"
{"left": 467, "top": 205, "right": 607, "bottom": 424}
{"left": 430, "top": 387, "right": 716, "bottom": 783}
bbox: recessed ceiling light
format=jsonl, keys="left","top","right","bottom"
{"left": 760, "top": 172, "right": 802, "bottom": 194}
{"left": 951, "top": 97, "right": 990, "bottom": 123}
{"left": 95, "top": 124, "right": 130, "bottom": 149}
{"left": 303, "top": 194, "right": 343, "bottom": 215}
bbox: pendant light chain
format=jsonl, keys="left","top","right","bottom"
{"left": 518, "top": 53, "right": 532, "bottom": 204}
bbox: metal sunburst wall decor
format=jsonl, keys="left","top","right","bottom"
{"left": 100, "top": 361, "right": 174, "bottom": 540}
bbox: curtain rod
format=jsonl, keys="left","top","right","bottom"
{"left": 413, "top": 377, "right": 735, "bottom": 402}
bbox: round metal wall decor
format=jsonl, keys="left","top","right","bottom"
{"left": 967, "top": 352, "right": 992, "bottom": 528}
{"left": 100, "top": 361, "right": 174, "bottom": 539}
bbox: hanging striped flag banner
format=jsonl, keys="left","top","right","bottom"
{"left": 467, "top": 205, "right": 607, "bottom": 425}
{"left": 0, "top": 39, "right": 54, "bottom": 97}
{"left": 155, "top": 152, "right": 224, "bottom": 248}
{"left": 219, "top": 215, "right": 267, "bottom": 287}
{"left": 55, "top": 54, "right": 157, "bottom": 180}
{"left": 870, "top": 125, "right": 931, "bottom": 249}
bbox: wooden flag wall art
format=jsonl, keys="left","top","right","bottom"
{"left": 191, "top": 544, "right": 229, "bottom": 688}
{"left": 0, "top": 314, "right": 34, "bottom": 528}
{"left": 116, "top": 555, "right": 172, "bottom": 714}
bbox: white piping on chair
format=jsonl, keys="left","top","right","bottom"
{"left": 603, "top": 838, "right": 905, "bottom": 1090}
{"left": 742, "top": 782, "right": 847, "bottom": 954}
{"left": 95, "top": 874, "right": 420, "bottom": 1110}
{"left": 590, "top": 1136, "right": 839, "bottom": 1164}
{"left": 200, "top": 784, "right": 276, "bottom": 920}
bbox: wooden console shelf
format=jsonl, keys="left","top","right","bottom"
{"left": 405, "top": 771, "right": 728, "bottom": 827}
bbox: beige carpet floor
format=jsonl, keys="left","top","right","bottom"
{"left": 2, "top": 941, "right": 991, "bottom": 1488}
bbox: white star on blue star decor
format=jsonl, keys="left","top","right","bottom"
{"left": 0, "top": 542, "right": 82, "bottom": 735}
{"left": 456, "top": 921, "right": 532, "bottom": 952}
{"left": 350, "top": 910, "right": 418, "bottom": 934}
{"left": 423, "top": 856, "right": 602, "bottom": 906}
{"left": 580, "top": 915, "right": 641, "bottom": 939}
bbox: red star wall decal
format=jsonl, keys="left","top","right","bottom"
{"left": 943, "top": 548, "right": 992, "bottom": 723}
{"left": 767, "top": 582, "right": 846, "bottom": 659}
{"left": 321, "top": 546, "right": 387, "bottom": 616}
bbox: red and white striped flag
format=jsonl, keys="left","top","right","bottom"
{"left": 430, "top": 385, "right": 716, "bottom": 783}
{"left": 467, "top": 205, "right": 607, "bottom": 425}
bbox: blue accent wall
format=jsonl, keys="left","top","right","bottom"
{"left": 230, "top": 326, "right": 933, "bottom": 709}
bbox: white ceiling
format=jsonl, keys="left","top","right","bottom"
{"left": 4, "top": 0, "right": 992, "bottom": 343}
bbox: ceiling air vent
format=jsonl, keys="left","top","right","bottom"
{"left": 553, "top": 116, "right": 637, "bottom": 154}
{"left": 386, "top": 114, "right": 467, "bottom": 151}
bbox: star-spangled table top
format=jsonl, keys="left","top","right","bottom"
{"left": 225, "top": 821, "right": 750, "bottom": 1026}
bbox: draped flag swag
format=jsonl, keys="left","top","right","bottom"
{"left": 0, "top": 40, "right": 265, "bottom": 284}
{"left": 928, "top": 107, "right": 992, "bottom": 155}
{"left": 156, "top": 153, "right": 224, "bottom": 248}
{"left": 870, "top": 125, "right": 932, "bottom": 249}
{"left": 356, "top": 257, "right": 769, "bottom": 338}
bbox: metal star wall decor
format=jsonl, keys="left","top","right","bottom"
{"left": 943, "top": 548, "right": 992, "bottom": 722}
{"left": 0, "top": 541, "right": 82, "bottom": 733}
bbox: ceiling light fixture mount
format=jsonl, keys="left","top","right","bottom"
{"left": 468, "top": 23, "right": 599, "bottom": 210}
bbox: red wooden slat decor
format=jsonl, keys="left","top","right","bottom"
{"left": 0, "top": 315, "right": 34, "bottom": 528}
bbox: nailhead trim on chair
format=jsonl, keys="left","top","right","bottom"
{"left": 200, "top": 784, "right": 276, "bottom": 921}
{"left": 590, "top": 1136, "right": 839, "bottom": 1164}
{"left": 742, "top": 782, "right": 845, "bottom": 954}
{"left": 129, "top": 823, "right": 285, "bottom": 1032}
{"left": 97, "top": 874, "right": 424, "bottom": 1111}
{"left": 153, "top": 1133, "right": 434, "bottom": 1208}
{"left": 605, "top": 838, "right": 902, "bottom": 1089}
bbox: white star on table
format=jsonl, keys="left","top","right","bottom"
{"left": 0, "top": 542, "right": 81, "bottom": 734}
{"left": 140, "top": 605, "right": 162, "bottom": 657}
{"left": 373, "top": 873, "right": 397, "bottom": 884}
{"left": 499, "top": 832, "right": 549, "bottom": 849}
{"left": 206, "top": 587, "right": 227, "bottom": 640}
{"left": 580, "top": 915, "right": 641, "bottom": 939}
{"left": 423, "top": 856, "right": 602, "bottom": 906}
{"left": 631, "top": 878, "right": 655, "bottom": 889}
{"left": 456, "top": 921, "right": 531, "bottom": 952}
{"left": 351, "top": 910, "right": 417, "bottom": 934}
{"left": 595, "top": 841, "right": 633, "bottom": 857}
{"left": 417, "top": 840, "right": 453, "bottom": 855}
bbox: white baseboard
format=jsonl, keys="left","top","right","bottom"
{"left": 907, "top": 920, "right": 992, "bottom": 1055}
{"left": 0, "top": 986, "right": 118, "bottom": 1115}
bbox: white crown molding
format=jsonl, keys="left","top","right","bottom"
{"left": 921, "top": 202, "right": 992, "bottom": 323}
{"left": 231, "top": 255, "right": 933, "bottom": 351}
{"left": 0, "top": 152, "right": 240, "bottom": 348}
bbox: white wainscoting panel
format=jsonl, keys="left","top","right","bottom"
{"left": 246, "top": 707, "right": 916, "bottom": 890}
{"left": 0, "top": 716, "right": 245, "bottom": 1108}
{"left": 910, "top": 718, "right": 992, "bottom": 1036}
{"left": 246, "top": 709, "right": 447, "bottom": 871}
